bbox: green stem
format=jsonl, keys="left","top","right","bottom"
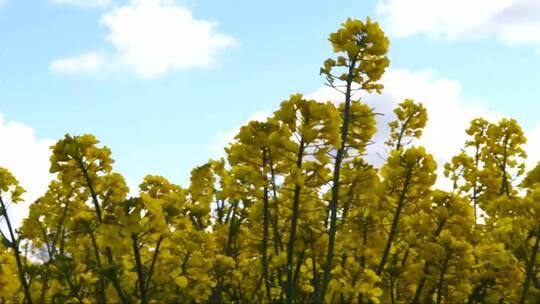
{"left": 261, "top": 148, "right": 272, "bottom": 303}
{"left": 318, "top": 58, "right": 357, "bottom": 303}
{"left": 0, "top": 197, "right": 33, "bottom": 304}
{"left": 286, "top": 137, "right": 306, "bottom": 303}
{"left": 435, "top": 253, "right": 451, "bottom": 304}
{"left": 132, "top": 234, "right": 147, "bottom": 304}
{"left": 519, "top": 229, "right": 540, "bottom": 304}
{"left": 78, "top": 158, "right": 131, "bottom": 304}
{"left": 376, "top": 166, "right": 413, "bottom": 275}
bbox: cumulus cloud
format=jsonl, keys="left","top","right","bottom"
{"left": 0, "top": 114, "right": 54, "bottom": 229}
{"left": 51, "top": 0, "right": 111, "bottom": 8}
{"left": 377, "top": 0, "right": 540, "bottom": 51}
{"left": 208, "top": 68, "right": 538, "bottom": 190}
{"left": 266, "top": 68, "right": 539, "bottom": 191}
{"left": 50, "top": 0, "right": 235, "bottom": 78}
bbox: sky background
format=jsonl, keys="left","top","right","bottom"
{"left": 1, "top": 0, "right": 540, "bottom": 225}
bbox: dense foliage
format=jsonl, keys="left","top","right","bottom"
{"left": 1, "top": 17, "right": 539, "bottom": 304}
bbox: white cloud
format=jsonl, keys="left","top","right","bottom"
{"left": 0, "top": 114, "right": 54, "bottom": 229}
{"left": 377, "top": 0, "right": 540, "bottom": 51}
{"left": 50, "top": 51, "right": 105, "bottom": 74}
{"left": 307, "top": 68, "right": 540, "bottom": 190}
{"left": 50, "top": 0, "right": 235, "bottom": 78}
{"left": 51, "top": 0, "right": 111, "bottom": 8}
{"left": 209, "top": 69, "right": 539, "bottom": 190}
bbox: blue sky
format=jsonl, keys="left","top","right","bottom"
{"left": 1, "top": 0, "right": 540, "bottom": 217}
